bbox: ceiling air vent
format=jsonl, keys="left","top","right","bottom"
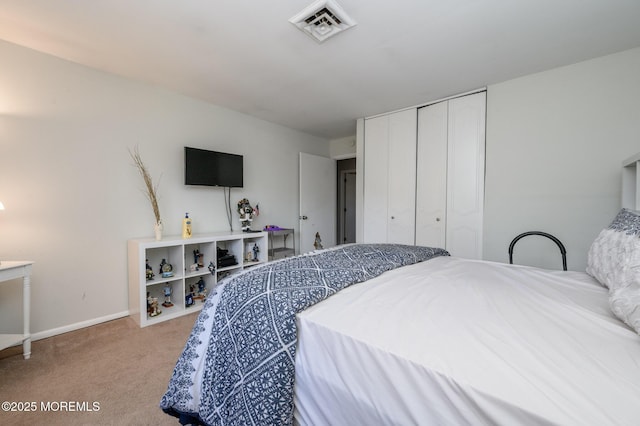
{"left": 289, "top": 0, "right": 357, "bottom": 43}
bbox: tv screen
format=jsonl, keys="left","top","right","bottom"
{"left": 185, "top": 147, "right": 243, "bottom": 188}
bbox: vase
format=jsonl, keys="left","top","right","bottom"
{"left": 154, "top": 221, "right": 163, "bottom": 241}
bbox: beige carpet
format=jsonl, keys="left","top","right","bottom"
{"left": 0, "top": 312, "right": 199, "bottom": 425}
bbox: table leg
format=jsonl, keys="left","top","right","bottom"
{"left": 23, "top": 274, "right": 31, "bottom": 359}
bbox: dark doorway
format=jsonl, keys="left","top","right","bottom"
{"left": 337, "top": 158, "right": 356, "bottom": 245}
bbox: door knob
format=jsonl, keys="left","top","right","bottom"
{"left": 300, "top": 215, "right": 308, "bottom": 220}
{"left": 436, "top": 217, "right": 441, "bottom": 222}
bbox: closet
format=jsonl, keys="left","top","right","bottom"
{"left": 362, "top": 108, "right": 417, "bottom": 245}
{"left": 361, "top": 91, "right": 486, "bottom": 259}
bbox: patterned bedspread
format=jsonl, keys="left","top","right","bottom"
{"left": 160, "top": 243, "right": 448, "bottom": 425}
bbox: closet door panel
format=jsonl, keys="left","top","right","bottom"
{"left": 446, "top": 92, "right": 486, "bottom": 259}
{"left": 387, "top": 109, "right": 417, "bottom": 244}
{"left": 415, "top": 101, "right": 448, "bottom": 248}
{"left": 362, "top": 115, "right": 390, "bottom": 243}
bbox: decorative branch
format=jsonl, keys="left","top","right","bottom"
{"left": 129, "top": 146, "right": 161, "bottom": 224}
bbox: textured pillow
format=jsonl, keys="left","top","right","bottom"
{"left": 610, "top": 283, "right": 640, "bottom": 333}
{"left": 586, "top": 208, "right": 640, "bottom": 333}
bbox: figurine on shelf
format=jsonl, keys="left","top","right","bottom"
{"left": 185, "top": 292, "right": 194, "bottom": 307}
{"left": 193, "top": 249, "right": 200, "bottom": 270}
{"left": 146, "top": 260, "right": 155, "bottom": 281}
{"left": 193, "top": 249, "right": 204, "bottom": 270}
{"left": 149, "top": 297, "right": 161, "bottom": 317}
{"left": 252, "top": 243, "right": 260, "bottom": 262}
{"left": 162, "top": 283, "right": 173, "bottom": 307}
{"left": 194, "top": 277, "right": 207, "bottom": 300}
{"left": 147, "top": 291, "right": 152, "bottom": 314}
{"left": 208, "top": 261, "right": 215, "bottom": 275}
{"left": 314, "top": 232, "right": 324, "bottom": 250}
{"left": 237, "top": 198, "right": 257, "bottom": 232}
{"left": 160, "top": 258, "right": 174, "bottom": 278}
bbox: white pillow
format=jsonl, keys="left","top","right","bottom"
{"left": 610, "top": 282, "right": 640, "bottom": 333}
{"left": 586, "top": 208, "right": 640, "bottom": 334}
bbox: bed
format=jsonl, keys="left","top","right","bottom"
{"left": 160, "top": 210, "right": 640, "bottom": 425}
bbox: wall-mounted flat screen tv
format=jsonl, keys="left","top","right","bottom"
{"left": 184, "top": 147, "right": 243, "bottom": 188}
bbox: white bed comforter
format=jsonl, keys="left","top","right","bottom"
{"left": 294, "top": 256, "right": 640, "bottom": 426}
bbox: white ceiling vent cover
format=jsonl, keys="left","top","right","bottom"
{"left": 289, "top": 0, "right": 356, "bottom": 43}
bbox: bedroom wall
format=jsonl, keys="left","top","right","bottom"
{"left": 484, "top": 47, "right": 640, "bottom": 271}
{"left": 0, "top": 40, "right": 329, "bottom": 338}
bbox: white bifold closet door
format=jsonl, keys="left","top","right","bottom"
{"left": 416, "top": 92, "right": 486, "bottom": 259}
{"left": 363, "top": 108, "right": 417, "bottom": 245}
{"left": 415, "top": 101, "right": 448, "bottom": 249}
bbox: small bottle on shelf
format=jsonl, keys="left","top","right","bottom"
{"left": 182, "top": 213, "right": 192, "bottom": 239}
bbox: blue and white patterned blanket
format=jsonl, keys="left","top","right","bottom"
{"left": 160, "top": 243, "right": 448, "bottom": 425}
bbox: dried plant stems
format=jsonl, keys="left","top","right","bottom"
{"left": 129, "top": 147, "right": 161, "bottom": 224}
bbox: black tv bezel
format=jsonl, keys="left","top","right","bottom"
{"left": 184, "top": 146, "right": 243, "bottom": 188}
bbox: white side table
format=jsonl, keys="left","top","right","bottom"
{"left": 0, "top": 261, "right": 34, "bottom": 359}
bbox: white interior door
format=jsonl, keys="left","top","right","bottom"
{"left": 416, "top": 101, "right": 448, "bottom": 248}
{"left": 299, "top": 153, "right": 336, "bottom": 253}
{"left": 446, "top": 92, "right": 486, "bottom": 259}
{"left": 386, "top": 109, "right": 417, "bottom": 244}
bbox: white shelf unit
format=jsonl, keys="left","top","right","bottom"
{"left": 128, "top": 231, "right": 268, "bottom": 327}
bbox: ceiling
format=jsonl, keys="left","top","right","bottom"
{"left": 1, "top": 1, "right": 640, "bottom": 140}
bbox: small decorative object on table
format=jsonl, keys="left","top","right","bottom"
{"left": 162, "top": 284, "right": 173, "bottom": 307}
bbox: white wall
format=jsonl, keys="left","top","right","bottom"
{"left": 484, "top": 47, "right": 640, "bottom": 271}
{"left": 0, "top": 40, "right": 329, "bottom": 337}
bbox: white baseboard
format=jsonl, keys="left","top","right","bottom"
{"left": 31, "top": 310, "right": 130, "bottom": 342}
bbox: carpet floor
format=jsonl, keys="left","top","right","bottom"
{"left": 0, "top": 312, "right": 199, "bottom": 425}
